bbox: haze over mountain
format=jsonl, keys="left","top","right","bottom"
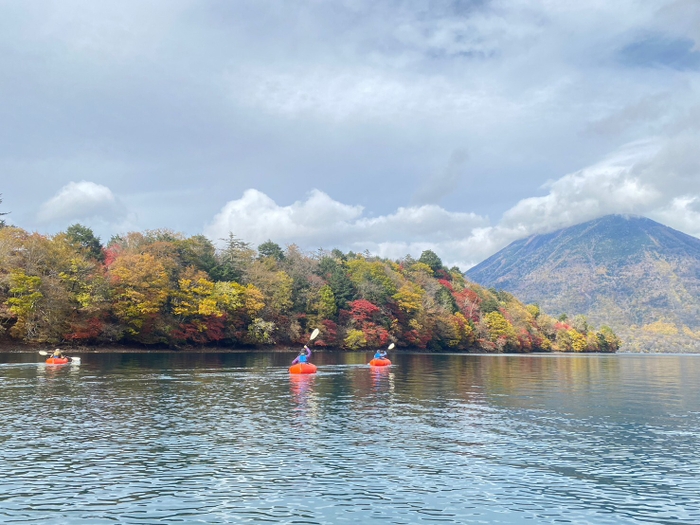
{"left": 466, "top": 215, "right": 700, "bottom": 352}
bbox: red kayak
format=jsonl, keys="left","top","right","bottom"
{"left": 45, "top": 357, "right": 70, "bottom": 365}
{"left": 289, "top": 363, "right": 317, "bottom": 374}
{"left": 369, "top": 358, "right": 391, "bottom": 367}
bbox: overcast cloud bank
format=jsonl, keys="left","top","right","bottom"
{"left": 2, "top": 1, "right": 699, "bottom": 268}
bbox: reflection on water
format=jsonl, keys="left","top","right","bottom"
{"left": 0, "top": 352, "right": 699, "bottom": 524}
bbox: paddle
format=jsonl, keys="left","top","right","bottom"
{"left": 369, "top": 342, "right": 394, "bottom": 364}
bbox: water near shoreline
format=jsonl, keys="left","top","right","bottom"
{"left": 1, "top": 352, "right": 698, "bottom": 524}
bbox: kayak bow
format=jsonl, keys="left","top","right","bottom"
{"left": 289, "top": 363, "right": 317, "bottom": 374}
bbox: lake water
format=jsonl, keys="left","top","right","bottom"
{"left": 0, "top": 351, "right": 698, "bottom": 524}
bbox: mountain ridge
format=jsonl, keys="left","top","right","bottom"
{"left": 466, "top": 214, "right": 700, "bottom": 352}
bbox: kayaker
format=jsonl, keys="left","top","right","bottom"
{"left": 292, "top": 346, "right": 311, "bottom": 365}
{"left": 50, "top": 349, "right": 64, "bottom": 359}
{"left": 373, "top": 349, "right": 387, "bottom": 360}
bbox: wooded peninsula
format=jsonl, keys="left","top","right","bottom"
{"left": 0, "top": 224, "right": 620, "bottom": 352}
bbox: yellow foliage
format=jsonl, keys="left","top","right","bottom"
{"left": 408, "top": 262, "right": 434, "bottom": 275}
{"left": 173, "top": 268, "right": 220, "bottom": 318}
{"left": 393, "top": 282, "right": 425, "bottom": 313}
{"left": 244, "top": 284, "right": 265, "bottom": 316}
{"left": 526, "top": 304, "right": 540, "bottom": 319}
{"left": 212, "top": 281, "right": 246, "bottom": 312}
{"left": 344, "top": 329, "right": 367, "bottom": 350}
{"left": 569, "top": 329, "right": 587, "bottom": 352}
{"left": 6, "top": 270, "right": 43, "bottom": 338}
{"left": 642, "top": 320, "right": 679, "bottom": 336}
{"left": 346, "top": 258, "right": 397, "bottom": 294}
{"left": 454, "top": 312, "right": 473, "bottom": 341}
{"left": 484, "top": 311, "right": 516, "bottom": 342}
{"left": 109, "top": 253, "right": 170, "bottom": 332}
{"left": 554, "top": 329, "right": 587, "bottom": 352}
{"left": 586, "top": 331, "right": 600, "bottom": 351}
{"left": 682, "top": 326, "right": 700, "bottom": 339}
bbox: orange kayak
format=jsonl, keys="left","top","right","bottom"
{"left": 289, "top": 363, "right": 317, "bottom": 374}
{"left": 46, "top": 357, "right": 70, "bottom": 365}
{"left": 369, "top": 358, "right": 391, "bottom": 367}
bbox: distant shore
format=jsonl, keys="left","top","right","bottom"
{"left": 0, "top": 341, "right": 622, "bottom": 354}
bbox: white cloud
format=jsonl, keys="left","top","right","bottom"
{"left": 205, "top": 131, "right": 700, "bottom": 271}
{"left": 204, "top": 188, "right": 489, "bottom": 269}
{"left": 228, "top": 66, "right": 506, "bottom": 124}
{"left": 37, "top": 181, "right": 127, "bottom": 225}
{"left": 204, "top": 189, "right": 363, "bottom": 245}
{"left": 651, "top": 196, "right": 700, "bottom": 238}
{"left": 500, "top": 140, "right": 662, "bottom": 233}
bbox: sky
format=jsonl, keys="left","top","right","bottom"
{"left": 1, "top": 0, "right": 699, "bottom": 270}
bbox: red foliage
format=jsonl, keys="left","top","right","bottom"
{"left": 348, "top": 299, "right": 381, "bottom": 323}
{"left": 314, "top": 319, "right": 339, "bottom": 347}
{"left": 203, "top": 315, "right": 226, "bottom": 342}
{"left": 402, "top": 328, "right": 423, "bottom": 347}
{"left": 400, "top": 327, "right": 431, "bottom": 348}
{"left": 453, "top": 288, "right": 481, "bottom": 321}
{"left": 530, "top": 332, "right": 544, "bottom": 349}
{"left": 103, "top": 245, "right": 122, "bottom": 267}
{"left": 362, "top": 323, "right": 390, "bottom": 347}
{"left": 477, "top": 338, "right": 498, "bottom": 352}
{"left": 438, "top": 279, "right": 454, "bottom": 292}
{"left": 517, "top": 329, "right": 533, "bottom": 351}
{"left": 500, "top": 308, "right": 514, "bottom": 323}
{"left": 554, "top": 322, "right": 571, "bottom": 331}
{"left": 171, "top": 315, "right": 226, "bottom": 345}
{"left": 435, "top": 269, "right": 452, "bottom": 281}
{"left": 65, "top": 317, "right": 103, "bottom": 341}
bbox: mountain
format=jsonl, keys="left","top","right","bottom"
{"left": 466, "top": 215, "right": 700, "bottom": 352}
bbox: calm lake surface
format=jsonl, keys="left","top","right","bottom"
{"left": 0, "top": 352, "right": 698, "bottom": 524}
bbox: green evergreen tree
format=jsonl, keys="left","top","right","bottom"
{"left": 65, "top": 224, "right": 104, "bottom": 262}
{"left": 210, "top": 234, "right": 254, "bottom": 282}
{"left": 418, "top": 249, "right": 443, "bottom": 272}
{"left": 258, "top": 240, "right": 285, "bottom": 261}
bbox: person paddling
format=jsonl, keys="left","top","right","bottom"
{"left": 50, "top": 349, "right": 64, "bottom": 359}
{"left": 292, "top": 345, "right": 311, "bottom": 365}
{"left": 373, "top": 349, "right": 387, "bottom": 360}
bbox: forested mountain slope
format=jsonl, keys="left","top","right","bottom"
{"left": 467, "top": 215, "right": 700, "bottom": 352}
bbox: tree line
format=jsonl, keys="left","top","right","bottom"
{"left": 0, "top": 223, "right": 620, "bottom": 352}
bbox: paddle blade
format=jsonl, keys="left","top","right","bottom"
{"left": 38, "top": 351, "right": 48, "bottom": 356}
{"left": 388, "top": 343, "right": 395, "bottom": 350}
{"left": 309, "top": 328, "right": 320, "bottom": 341}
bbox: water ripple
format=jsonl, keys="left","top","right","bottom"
{"left": 0, "top": 352, "right": 699, "bottom": 524}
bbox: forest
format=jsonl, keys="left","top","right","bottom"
{"left": 0, "top": 223, "right": 620, "bottom": 352}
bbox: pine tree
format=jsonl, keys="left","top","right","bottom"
{"left": 0, "top": 194, "right": 8, "bottom": 227}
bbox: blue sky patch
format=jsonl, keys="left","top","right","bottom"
{"left": 619, "top": 35, "right": 700, "bottom": 70}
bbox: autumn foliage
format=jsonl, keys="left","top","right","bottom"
{"left": 0, "top": 226, "right": 620, "bottom": 352}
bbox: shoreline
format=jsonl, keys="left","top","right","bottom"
{"left": 0, "top": 341, "right": 641, "bottom": 355}
{"left": 0, "top": 343, "right": 695, "bottom": 355}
